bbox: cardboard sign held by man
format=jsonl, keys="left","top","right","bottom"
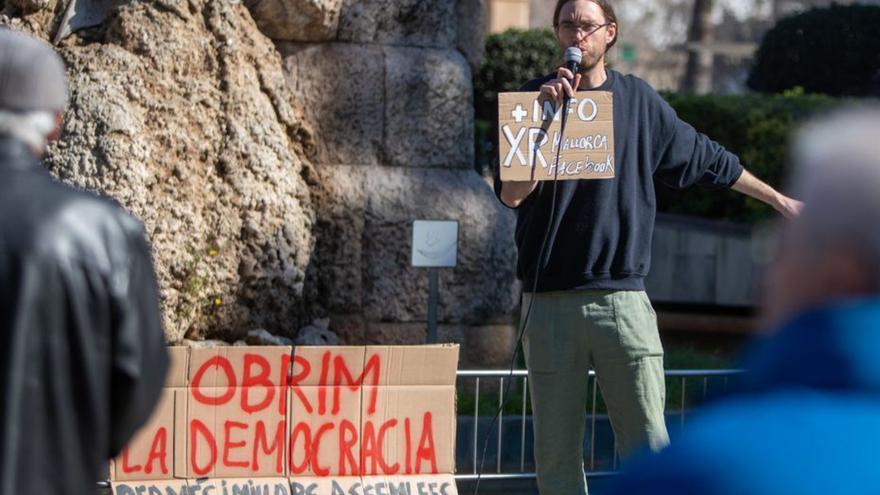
{"left": 497, "top": 91, "right": 614, "bottom": 182}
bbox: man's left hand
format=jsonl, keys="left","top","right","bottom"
{"left": 774, "top": 194, "right": 804, "bottom": 219}
{"left": 731, "top": 169, "right": 804, "bottom": 220}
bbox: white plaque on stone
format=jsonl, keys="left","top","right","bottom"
{"left": 411, "top": 220, "right": 458, "bottom": 268}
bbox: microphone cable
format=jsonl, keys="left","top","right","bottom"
{"left": 472, "top": 89, "right": 576, "bottom": 495}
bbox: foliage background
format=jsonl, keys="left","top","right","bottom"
{"left": 747, "top": 4, "right": 880, "bottom": 98}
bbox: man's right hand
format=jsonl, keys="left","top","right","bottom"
{"left": 539, "top": 67, "right": 582, "bottom": 103}
{"left": 500, "top": 68, "right": 580, "bottom": 207}
{"left": 500, "top": 180, "right": 539, "bottom": 208}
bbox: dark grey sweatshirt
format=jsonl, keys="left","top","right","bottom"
{"left": 493, "top": 69, "right": 744, "bottom": 292}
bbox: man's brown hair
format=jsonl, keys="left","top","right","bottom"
{"left": 552, "top": 0, "right": 619, "bottom": 51}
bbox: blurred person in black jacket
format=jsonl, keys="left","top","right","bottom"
{"left": 0, "top": 28, "right": 168, "bottom": 494}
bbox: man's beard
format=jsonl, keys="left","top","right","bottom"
{"left": 576, "top": 61, "right": 598, "bottom": 75}
{"left": 576, "top": 46, "right": 605, "bottom": 73}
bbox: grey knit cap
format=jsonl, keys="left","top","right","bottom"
{"left": 0, "top": 29, "right": 67, "bottom": 112}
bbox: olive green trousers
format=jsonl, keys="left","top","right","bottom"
{"left": 522, "top": 290, "right": 670, "bottom": 495}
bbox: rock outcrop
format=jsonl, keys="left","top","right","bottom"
{"left": 2, "top": 0, "right": 518, "bottom": 366}
{"left": 4, "top": 0, "right": 318, "bottom": 342}
{"left": 246, "top": 0, "right": 343, "bottom": 41}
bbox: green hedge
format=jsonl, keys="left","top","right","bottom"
{"left": 748, "top": 4, "right": 880, "bottom": 97}
{"left": 656, "top": 91, "right": 838, "bottom": 223}
{"left": 474, "top": 28, "right": 559, "bottom": 123}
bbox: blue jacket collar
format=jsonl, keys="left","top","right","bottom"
{"left": 738, "top": 298, "right": 880, "bottom": 395}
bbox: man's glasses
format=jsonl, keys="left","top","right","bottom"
{"left": 557, "top": 21, "right": 611, "bottom": 37}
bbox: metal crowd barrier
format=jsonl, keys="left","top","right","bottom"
{"left": 454, "top": 368, "right": 744, "bottom": 482}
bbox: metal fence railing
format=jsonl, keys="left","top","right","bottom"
{"left": 454, "top": 368, "right": 743, "bottom": 482}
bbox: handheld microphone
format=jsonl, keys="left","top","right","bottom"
{"left": 474, "top": 45, "right": 583, "bottom": 495}
{"left": 563, "top": 46, "right": 582, "bottom": 98}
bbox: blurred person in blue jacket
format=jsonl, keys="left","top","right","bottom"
{"left": 606, "top": 105, "right": 880, "bottom": 495}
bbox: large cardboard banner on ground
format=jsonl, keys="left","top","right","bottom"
{"left": 497, "top": 91, "right": 615, "bottom": 182}
{"left": 111, "top": 345, "right": 459, "bottom": 495}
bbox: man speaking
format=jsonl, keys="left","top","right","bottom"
{"left": 493, "top": 1, "right": 801, "bottom": 494}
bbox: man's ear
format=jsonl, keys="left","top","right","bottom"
{"left": 47, "top": 111, "right": 64, "bottom": 143}
{"left": 606, "top": 23, "right": 617, "bottom": 46}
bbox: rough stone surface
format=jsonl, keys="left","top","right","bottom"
{"left": 245, "top": 328, "right": 295, "bottom": 346}
{"left": 303, "top": 165, "right": 367, "bottom": 314}
{"left": 180, "top": 339, "right": 231, "bottom": 348}
{"left": 363, "top": 322, "right": 426, "bottom": 345}
{"left": 280, "top": 44, "right": 472, "bottom": 169}
{"left": 246, "top": 0, "right": 342, "bottom": 41}
{"left": 384, "top": 46, "right": 473, "bottom": 168}
{"left": 308, "top": 165, "right": 519, "bottom": 323}
{"left": 455, "top": 0, "right": 485, "bottom": 72}
{"left": 332, "top": 316, "right": 487, "bottom": 352}
{"left": 6, "top": 0, "right": 53, "bottom": 15}
{"left": 280, "top": 42, "right": 384, "bottom": 166}
{"left": 330, "top": 318, "right": 516, "bottom": 369}
{"left": 363, "top": 166, "right": 519, "bottom": 324}
{"left": 11, "top": 0, "right": 318, "bottom": 342}
{"left": 0, "top": 3, "right": 60, "bottom": 39}
{"left": 337, "top": 0, "right": 456, "bottom": 48}
{"left": 2, "top": 0, "right": 520, "bottom": 358}
{"left": 328, "top": 313, "right": 366, "bottom": 343}
{"left": 460, "top": 324, "right": 517, "bottom": 368}
{"left": 296, "top": 321, "right": 344, "bottom": 345}
{"left": 437, "top": 324, "right": 465, "bottom": 348}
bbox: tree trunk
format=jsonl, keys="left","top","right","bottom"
{"left": 681, "top": 0, "right": 715, "bottom": 94}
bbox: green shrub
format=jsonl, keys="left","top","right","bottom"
{"left": 748, "top": 4, "right": 880, "bottom": 97}
{"left": 657, "top": 91, "right": 838, "bottom": 222}
{"left": 474, "top": 28, "right": 560, "bottom": 123}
